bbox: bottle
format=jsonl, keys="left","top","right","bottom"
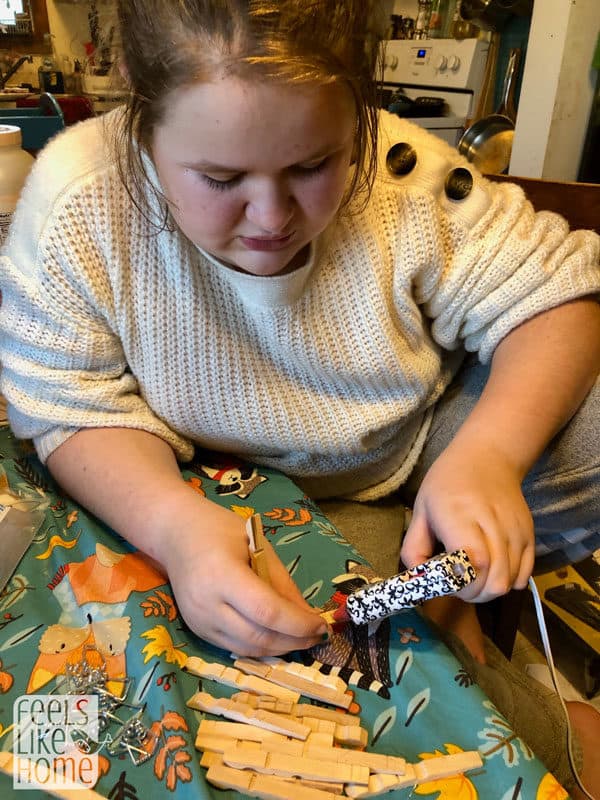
{"left": 62, "top": 55, "right": 75, "bottom": 93}
{"left": 0, "top": 125, "right": 34, "bottom": 251}
{"left": 38, "top": 55, "right": 64, "bottom": 94}
{"left": 428, "top": 0, "right": 448, "bottom": 38}
{"left": 414, "top": 0, "right": 433, "bottom": 40}
{"left": 401, "top": 17, "right": 415, "bottom": 40}
{"left": 72, "top": 59, "right": 84, "bottom": 96}
{"left": 443, "top": 0, "right": 457, "bottom": 37}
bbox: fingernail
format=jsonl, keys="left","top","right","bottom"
{"left": 320, "top": 631, "right": 330, "bottom": 642}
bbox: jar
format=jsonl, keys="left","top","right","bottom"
{"left": 449, "top": 0, "right": 479, "bottom": 39}
{"left": 389, "top": 14, "right": 404, "bottom": 39}
{"left": 0, "top": 125, "right": 34, "bottom": 250}
{"left": 402, "top": 17, "right": 415, "bottom": 39}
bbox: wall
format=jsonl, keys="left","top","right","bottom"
{"left": 46, "top": 0, "right": 95, "bottom": 66}
{"left": 391, "top": 0, "right": 419, "bottom": 16}
{"left": 510, "top": 0, "right": 599, "bottom": 180}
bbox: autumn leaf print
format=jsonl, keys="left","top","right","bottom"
{"left": 160, "top": 711, "right": 188, "bottom": 731}
{"left": 405, "top": 688, "right": 430, "bottom": 727}
{"left": 277, "top": 530, "right": 310, "bottom": 546}
{"left": 371, "top": 705, "right": 397, "bottom": 746}
{"left": 95, "top": 754, "right": 111, "bottom": 784}
{"left": 536, "top": 773, "right": 569, "bottom": 800}
{"left": 107, "top": 770, "right": 138, "bottom": 800}
{"left": 0, "top": 659, "right": 14, "bottom": 693}
{"left": 140, "top": 590, "right": 178, "bottom": 622}
{"left": 395, "top": 649, "right": 413, "bottom": 685}
{"left": 140, "top": 625, "right": 187, "bottom": 667}
{"left": 265, "top": 507, "right": 312, "bottom": 526}
{"left": 302, "top": 580, "right": 324, "bottom": 602}
{"left": 0, "top": 574, "right": 33, "bottom": 611}
{"left": 478, "top": 700, "right": 533, "bottom": 767}
{"left": 152, "top": 710, "right": 192, "bottom": 793}
{"left": 230, "top": 505, "right": 255, "bottom": 520}
{"left": 185, "top": 476, "right": 205, "bottom": 497}
{"left": 414, "top": 744, "right": 480, "bottom": 799}
{"left": 35, "top": 533, "right": 80, "bottom": 559}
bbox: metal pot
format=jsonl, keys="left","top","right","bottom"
{"left": 457, "top": 47, "right": 521, "bottom": 174}
{"left": 460, "top": 0, "right": 532, "bottom": 32}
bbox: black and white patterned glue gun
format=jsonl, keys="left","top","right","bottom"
{"left": 328, "top": 549, "right": 477, "bottom": 627}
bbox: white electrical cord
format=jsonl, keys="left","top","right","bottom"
{"left": 528, "top": 576, "right": 594, "bottom": 800}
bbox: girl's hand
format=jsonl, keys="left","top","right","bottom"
{"left": 161, "top": 502, "right": 328, "bottom": 656}
{"left": 400, "top": 440, "right": 535, "bottom": 603}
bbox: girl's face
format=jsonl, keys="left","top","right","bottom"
{"left": 151, "top": 76, "right": 357, "bottom": 276}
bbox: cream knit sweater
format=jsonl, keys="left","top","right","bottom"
{"left": 1, "top": 110, "right": 598, "bottom": 500}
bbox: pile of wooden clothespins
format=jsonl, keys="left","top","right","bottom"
{"left": 183, "top": 652, "right": 483, "bottom": 798}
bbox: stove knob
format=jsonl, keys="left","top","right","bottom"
{"left": 385, "top": 55, "right": 399, "bottom": 72}
{"left": 448, "top": 55, "right": 461, "bottom": 72}
{"left": 435, "top": 55, "right": 448, "bottom": 72}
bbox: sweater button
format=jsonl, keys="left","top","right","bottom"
{"left": 444, "top": 167, "right": 473, "bottom": 200}
{"left": 386, "top": 143, "right": 417, "bottom": 176}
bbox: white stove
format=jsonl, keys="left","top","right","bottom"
{"left": 381, "top": 38, "right": 490, "bottom": 147}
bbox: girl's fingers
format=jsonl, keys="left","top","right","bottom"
{"left": 401, "top": 511, "right": 437, "bottom": 567}
{"left": 223, "top": 562, "right": 327, "bottom": 636}
{"left": 452, "top": 526, "right": 491, "bottom": 602}
{"left": 409, "top": 497, "right": 533, "bottom": 603}
{"left": 474, "top": 504, "right": 533, "bottom": 599}
{"left": 205, "top": 600, "right": 326, "bottom": 658}
{"left": 514, "top": 540, "right": 535, "bottom": 589}
{"left": 262, "top": 539, "right": 314, "bottom": 608}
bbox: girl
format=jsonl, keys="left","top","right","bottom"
{"left": 1, "top": 2, "right": 599, "bottom": 795}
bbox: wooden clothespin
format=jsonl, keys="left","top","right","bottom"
{"left": 246, "top": 513, "right": 271, "bottom": 585}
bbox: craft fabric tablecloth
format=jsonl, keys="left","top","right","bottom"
{"left": 0, "top": 424, "right": 567, "bottom": 799}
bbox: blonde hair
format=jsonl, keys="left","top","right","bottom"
{"left": 114, "top": 0, "right": 384, "bottom": 225}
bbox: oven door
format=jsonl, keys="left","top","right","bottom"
{"left": 403, "top": 115, "right": 466, "bottom": 147}
{"left": 382, "top": 84, "right": 471, "bottom": 147}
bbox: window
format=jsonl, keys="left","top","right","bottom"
{"left": 0, "top": 1, "right": 51, "bottom": 53}
{"left": 0, "top": 1, "right": 26, "bottom": 27}
{"left": 0, "top": 0, "right": 30, "bottom": 32}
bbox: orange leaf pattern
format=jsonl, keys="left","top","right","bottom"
{"left": 185, "top": 476, "right": 205, "bottom": 496}
{"left": 0, "top": 664, "right": 14, "bottom": 694}
{"left": 166, "top": 763, "right": 177, "bottom": 791}
{"left": 151, "top": 709, "right": 192, "bottom": 792}
{"left": 264, "top": 507, "right": 312, "bottom": 526}
{"left": 161, "top": 711, "right": 188, "bottom": 731}
{"left": 95, "top": 755, "right": 111, "bottom": 784}
{"left": 140, "top": 589, "right": 178, "bottom": 622}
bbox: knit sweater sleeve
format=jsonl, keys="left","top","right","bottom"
{"left": 377, "top": 112, "right": 600, "bottom": 363}
{"left": 0, "top": 126, "right": 194, "bottom": 464}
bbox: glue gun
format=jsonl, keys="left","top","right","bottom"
{"left": 322, "top": 550, "right": 476, "bottom": 628}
